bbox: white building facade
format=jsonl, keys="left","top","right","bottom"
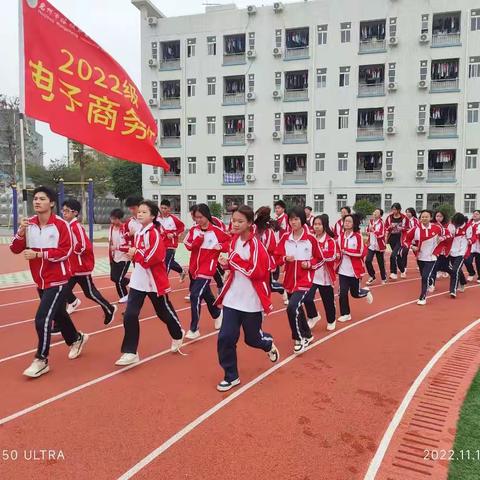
{"left": 133, "top": 0, "right": 480, "bottom": 222}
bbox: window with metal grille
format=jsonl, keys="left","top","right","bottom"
{"left": 207, "top": 36, "right": 216, "bottom": 55}
{"left": 339, "top": 66, "right": 350, "bottom": 87}
{"left": 248, "top": 115, "right": 254, "bottom": 133}
{"left": 207, "top": 116, "right": 216, "bottom": 135}
{"left": 187, "top": 118, "right": 196, "bottom": 136}
{"left": 317, "top": 24, "right": 327, "bottom": 45}
{"left": 338, "top": 153, "right": 348, "bottom": 172}
{"left": 151, "top": 41, "right": 158, "bottom": 59}
{"left": 466, "top": 149, "right": 478, "bottom": 169}
{"left": 275, "top": 113, "right": 281, "bottom": 132}
{"left": 387, "top": 107, "right": 395, "bottom": 127}
{"left": 187, "top": 38, "right": 196, "bottom": 57}
{"left": 468, "top": 102, "right": 479, "bottom": 123}
{"left": 275, "top": 29, "right": 282, "bottom": 48}
{"left": 338, "top": 109, "right": 349, "bottom": 129}
{"left": 316, "top": 68, "right": 327, "bottom": 88}
{"left": 188, "top": 157, "right": 197, "bottom": 174}
{"left": 340, "top": 22, "right": 351, "bottom": 43}
{"left": 465, "top": 194, "right": 477, "bottom": 214}
{"left": 388, "top": 63, "right": 396, "bottom": 83}
{"left": 187, "top": 79, "right": 196, "bottom": 97}
{"left": 415, "top": 194, "right": 424, "bottom": 212}
{"left": 421, "top": 14, "right": 429, "bottom": 34}
{"left": 471, "top": 10, "right": 480, "bottom": 31}
{"left": 207, "top": 77, "right": 216, "bottom": 96}
{"left": 337, "top": 194, "right": 348, "bottom": 211}
{"left": 207, "top": 156, "right": 216, "bottom": 174}
{"left": 274, "top": 155, "right": 281, "bottom": 173}
{"left": 248, "top": 74, "right": 255, "bottom": 93}
{"left": 151, "top": 81, "right": 158, "bottom": 99}
{"left": 418, "top": 106, "right": 427, "bottom": 126}
{"left": 469, "top": 57, "right": 480, "bottom": 78}
{"left": 315, "top": 153, "right": 325, "bottom": 172}
{"left": 384, "top": 194, "right": 392, "bottom": 211}
{"left": 417, "top": 150, "right": 425, "bottom": 170}
{"left": 247, "top": 155, "right": 254, "bottom": 174}
{"left": 420, "top": 60, "right": 428, "bottom": 81}
{"left": 314, "top": 194, "right": 324, "bottom": 212}
{"left": 316, "top": 111, "right": 326, "bottom": 130}
{"left": 248, "top": 32, "right": 255, "bottom": 49}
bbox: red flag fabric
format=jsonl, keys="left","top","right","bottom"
{"left": 20, "top": 0, "right": 168, "bottom": 169}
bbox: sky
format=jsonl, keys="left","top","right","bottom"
{"left": 0, "top": 0, "right": 299, "bottom": 165}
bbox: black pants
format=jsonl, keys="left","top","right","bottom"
{"left": 189, "top": 278, "right": 221, "bottom": 332}
{"left": 35, "top": 285, "right": 79, "bottom": 359}
{"left": 217, "top": 306, "right": 273, "bottom": 382}
{"left": 165, "top": 248, "right": 183, "bottom": 274}
{"left": 365, "top": 250, "right": 386, "bottom": 281}
{"left": 448, "top": 256, "right": 467, "bottom": 294}
{"left": 398, "top": 246, "right": 410, "bottom": 272}
{"left": 121, "top": 288, "right": 183, "bottom": 354}
{"left": 270, "top": 272, "right": 285, "bottom": 295}
{"left": 432, "top": 254, "right": 449, "bottom": 279}
{"left": 339, "top": 274, "right": 369, "bottom": 316}
{"left": 417, "top": 260, "right": 436, "bottom": 300}
{"left": 272, "top": 266, "right": 280, "bottom": 282}
{"left": 465, "top": 252, "right": 480, "bottom": 278}
{"left": 286, "top": 291, "right": 311, "bottom": 341}
{"left": 214, "top": 266, "right": 224, "bottom": 289}
{"left": 388, "top": 234, "right": 404, "bottom": 274}
{"left": 66, "top": 275, "right": 114, "bottom": 317}
{"left": 304, "top": 284, "right": 336, "bottom": 324}
{"left": 110, "top": 261, "right": 130, "bottom": 298}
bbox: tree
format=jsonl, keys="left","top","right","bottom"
{"left": 209, "top": 201, "right": 223, "bottom": 219}
{"left": 110, "top": 161, "right": 142, "bottom": 201}
{"left": 353, "top": 199, "right": 376, "bottom": 222}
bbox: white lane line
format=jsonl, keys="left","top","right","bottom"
{"left": 364, "top": 317, "right": 480, "bottom": 480}
{"left": 113, "top": 284, "right": 477, "bottom": 479}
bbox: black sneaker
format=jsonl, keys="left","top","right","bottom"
{"left": 104, "top": 304, "right": 118, "bottom": 325}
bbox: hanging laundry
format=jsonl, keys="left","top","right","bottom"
{"left": 432, "top": 15, "right": 460, "bottom": 35}
{"left": 360, "top": 22, "right": 386, "bottom": 41}
{"left": 225, "top": 36, "right": 246, "bottom": 54}
{"left": 285, "top": 114, "right": 308, "bottom": 132}
{"left": 431, "top": 60, "right": 459, "bottom": 80}
{"left": 286, "top": 71, "right": 308, "bottom": 90}
{"left": 357, "top": 109, "right": 384, "bottom": 127}
{"left": 225, "top": 77, "right": 245, "bottom": 94}
{"left": 286, "top": 29, "right": 309, "bottom": 49}
{"left": 430, "top": 105, "right": 457, "bottom": 126}
{"left": 163, "top": 42, "right": 180, "bottom": 60}
{"left": 360, "top": 66, "right": 385, "bottom": 84}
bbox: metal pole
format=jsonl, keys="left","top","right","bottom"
{"left": 18, "top": 113, "right": 28, "bottom": 217}
{"left": 12, "top": 184, "right": 18, "bottom": 236}
{"left": 88, "top": 178, "right": 94, "bottom": 242}
{"left": 58, "top": 178, "right": 65, "bottom": 210}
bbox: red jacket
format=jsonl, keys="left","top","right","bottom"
{"left": 212, "top": 216, "right": 227, "bottom": 232}
{"left": 158, "top": 214, "right": 185, "bottom": 249}
{"left": 438, "top": 223, "right": 472, "bottom": 259}
{"left": 275, "top": 226, "right": 324, "bottom": 293}
{"left": 184, "top": 223, "right": 230, "bottom": 279}
{"left": 125, "top": 216, "right": 142, "bottom": 246}
{"left": 333, "top": 218, "right": 344, "bottom": 239}
{"left": 133, "top": 223, "right": 170, "bottom": 295}
{"left": 275, "top": 212, "right": 291, "bottom": 237}
{"left": 433, "top": 221, "right": 451, "bottom": 256}
{"left": 384, "top": 213, "right": 409, "bottom": 243}
{"left": 253, "top": 225, "right": 277, "bottom": 271}
{"left": 215, "top": 231, "right": 274, "bottom": 313}
{"left": 68, "top": 218, "right": 94, "bottom": 275}
{"left": 10, "top": 213, "right": 72, "bottom": 290}
{"left": 315, "top": 233, "right": 337, "bottom": 285}
{"left": 109, "top": 222, "right": 130, "bottom": 261}
{"left": 366, "top": 218, "right": 386, "bottom": 252}
{"left": 336, "top": 231, "right": 367, "bottom": 278}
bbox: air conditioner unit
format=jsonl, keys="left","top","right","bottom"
{"left": 416, "top": 125, "right": 426, "bottom": 133}
{"left": 387, "top": 82, "right": 397, "bottom": 91}
{"left": 148, "top": 98, "right": 158, "bottom": 107}
{"left": 418, "top": 80, "right": 428, "bottom": 89}
{"left": 419, "top": 33, "right": 429, "bottom": 43}
{"left": 385, "top": 171, "right": 395, "bottom": 179}
{"left": 272, "top": 131, "right": 281, "bottom": 140}
{"left": 149, "top": 175, "right": 159, "bottom": 183}
{"left": 246, "top": 174, "right": 256, "bottom": 182}
{"left": 246, "top": 92, "right": 256, "bottom": 101}
{"left": 247, "top": 49, "right": 257, "bottom": 59}
{"left": 389, "top": 37, "right": 398, "bottom": 46}
{"left": 273, "top": 2, "right": 284, "bottom": 12}
{"left": 247, "top": 5, "right": 257, "bottom": 14}
{"left": 272, "top": 173, "right": 280, "bottom": 181}
{"left": 246, "top": 132, "right": 256, "bottom": 141}
{"left": 147, "top": 16, "right": 158, "bottom": 26}
{"left": 416, "top": 170, "right": 425, "bottom": 179}
{"left": 272, "top": 47, "right": 283, "bottom": 57}
{"left": 148, "top": 58, "right": 158, "bottom": 68}
{"left": 272, "top": 90, "right": 281, "bottom": 99}
{"left": 386, "top": 126, "right": 396, "bottom": 135}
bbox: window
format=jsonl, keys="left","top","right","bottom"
{"left": 207, "top": 36, "right": 216, "bottom": 55}
{"left": 151, "top": 81, "right": 158, "bottom": 99}
{"left": 248, "top": 74, "right": 255, "bottom": 93}
{"left": 339, "top": 66, "right": 350, "bottom": 87}
{"left": 337, "top": 194, "right": 348, "bottom": 211}
{"left": 338, "top": 152, "right": 348, "bottom": 172}
{"left": 315, "top": 153, "right": 325, "bottom": 172}
{"left": 468, "top": 102, "right": 479, "bottom": 123}
{"left": 338, "top": 109, "right": 349, "bottom": 129}
{"left": 274, "top": 154, "right": 281, "bottom": 173}
{"left": 415, "top": 194, "right": 424, "bottom": 212}
{"left": 207, "top": 77, "right": 216, "bottom": 96}
{"left": 187, "top": 79, "right": 196, "bottom": 97}
{"left": 341, "top": 22, "right": 351, "bottom": 43}
{"left": 207, "top": 195, "right": 216, "bottom": 208}
{"left": 384, "top": 194, "right": 392, "bottom": 212}
{"left": 207, "top": 116, "right": 216, "bottom": 134}
{"left": 275, "top": 29, "right": 282, "bottom": 48}
{"left": 188, "top": 157, "right": 197, "bottom": 174}
{"left": 471, "top": 9, "right": 480, "bottom": 31}
{"left": 316, "top": 111, "right": 326, "bottom": 130}
{"left": 469, "top": 57, "right": 480, "bottom": 78}
{"left": 188, "top": 195, "right": 197, "bottom": 210}
{"left": 187, "top": 38, "right": 196, "bottom": 57}
{"left": 247, "top": 155, "right": 254, "bottom": 174}
{"left": 275, "top": 113, "right": 281, "bottom": 132}
{"left": 207, "top": 156, "right": 216, "bottom": 174}
{"left": 419, "top": 60, "right": 428, "bottom": 81}
{"left": 187, "top": 118, "right": 196, "bottom": 136}
{"left": 465, "top": 194, "right": 477, "bottom": 214}
{"left": 248, "top": 114, "right": 254, "bottom": 133}
{"left": 317, "top": 24, "right": 328, "bottom": 45}
{"left": 247, "top": 195, "right": 254, "bottom": 209}
{"left": 316, "top": 68, "right": 327, "bottom": 88}
{"left": 314, "top": 194, "right": 324, "bottom": 213}
{"left": 466, "top": 149, "right": 478, "bottom": 169}
{"left": 417, "top": 150, "right": 425, "bottom": 170}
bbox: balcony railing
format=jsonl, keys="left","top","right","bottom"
{"left": 431, "top": 32, "right": 461, "bottom": 47}
{"left": 284, "top": 46, "right": 310, "bottom": 59}
{"left": 356, "top": 170, "right": 383, "bottom": 182}
{"left": 160, "top": 58, "right": 180, "bottom": 71}
{"left": 357, "top": 126, "right": 384, "bottom": 140}
{"left": 161, "top": 174, "right": 181, "bottom": 186}
{"left": 358, "top": 83, "right": 385, "bottom": 97}
{"left": 160, "top": 97, "right": 181, "bottom": 109}
{"left": 284, "top": 88, "right": 308, "bottom": 101}
{"left": 223, "top": 92, "right": 245, "bottom": 105}
{"left": 430, "top": 78, "right": 459, "bottom": 92}
{"left": 223, "top": 52, "right": 246, "bottom": 65}
{"left": 428, "top": 125, "right": 458, "bottom": 137}
{"left": 223, "top": 132, "right": 245, "bottom": 145}
{"left": 160, "top": 136, "right": 180, "bottom": 147}
{"left": 283, "top": 130, "right": 307, "bottom": 143}
{"left": 427, "top": 168, "right": 456, "bottom": 181}
{"left": 283, "top": 172, "right": 307, "bottom": 184}
{"left": 359, "top": 38, "right": 387, "bottom": 53}
{"left": 223, "top": 172, "right": 245, "bottom": 184}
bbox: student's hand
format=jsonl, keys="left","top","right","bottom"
{"left": 17, "top": 217, "right": 29, "bottom": 236}
{"left": 24, "top": 249, "right": 39, "bottom": 260}
{"left": 126, "top": 247, "right": 136, "bottom": 259}
{"left": 166, "top": 233, "right": 175, "bottom": 239}
{"left": 218, "top": 256, "right": 228, "bottom": 267}
{"left": 214, "top": 244, "right": 222, "bottom": 251}
{"left": 285, "top": 255, "right": 295, "bottom": 262}
{"left": 411, "top": 246, "right": 418, "bottom": 252}
{"left": 301, "top": 261, "right": 310, "bottom": 269}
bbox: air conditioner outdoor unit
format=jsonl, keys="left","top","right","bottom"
{"left": 385, "top": 171, "right": 395, "bottom": 179}
{"left": 148, "top": 58, "right": 158, "bottom": 68}
{"left": 418, "top": 80, "right": 428, "bottom": 89}
{"left": 149, "top": 175, "right": 159, "bottom": 183}
{"left": 246, "top": 92, "right": 256, "bottom": 101}
{"left": 246, "top": 132, "right": 256, "bottom": 141}
{"left": 148, "top": 98, "right": 158, "bottom": 107}
{"left": 386, "top": 126, "right": 396, "bottom": 135}
{"left": 387, "top": 82, "right": 397, "bottom": 91}
{"left": 416, "top": 170, "right": 425, "bottom": 179}
{"left": 419, "top": 33, "right": 429, "bottom": 43}
{"left": 272, "top": 90, "right": 281, "bottom": 99}
{"left": 246, "top": 174, "right": 256, "bottom": 182}
{"left": 247, "top": 5, "right": 257, "bottom": 14}
{"left": 416, "top": 125, "right": 426, "bottom": 133}
{"left": 147, "top": 17, "right": 158, "bottom": 26}
{"left": 272, "top": 131, "right": 281, "bottom": 140}
{"left": 389, "top": 37, "right": 398, "bottom": 46}
{"left": 247, "top": 49, "right": 257, "bottom": 59}
{"left": 273, "top": 2, "right": 284, "bottom": 13}
{"left": 272, "top": 173, "right": 280, "bottom": 181}
{"left": 272, "top": 47, "right": 283, "bottom": 57}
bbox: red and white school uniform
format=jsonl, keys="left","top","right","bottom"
{"left": 366, "top": 218, "right": 386, "bottom": 252}
{"left": 275, "top": 212, "right": 291, "bottom": 240}
{"left": 158, "top": 214, "right": 185, "bottom": 250}
{"left": 68, "top": 218, "right": 94, "bottom": 276}
{"left": 333, "top": 218, "right": 344, "bottom": 239}
{"left": 337, "top": 231, "right": 366, "bottom": 279}
{"left": 384, "top": 213, "right": 409, "bottom": 243}
{"left": 125, "top": 216, "right": 142, "bottom": 246}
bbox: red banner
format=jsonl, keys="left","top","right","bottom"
{"left": 20, "top": 0, "right": 168, "bottom": 169}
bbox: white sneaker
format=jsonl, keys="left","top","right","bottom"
{"left": 68, "top": 332, "right": 89, "bottom": 359}
{"left": 338, "top": 314, "right": 352, "bottom": 322}
{"left": 267, "top": 343, "right": 280, "bottom": 362}
{"left": 366, "top": 277, "right": 375, "bottom": 286}
{"left": 417, "top": 299, "right": 426, "bottom": 306}
{"left": 115, "top": 353, "right": 140, "bottom": 366}
{"left": 477, "top": 279, "right": 480, "bottom": 284}
{"left": 282, "top": 291, "right": 289, "bottom": 305}
{"left": 326, "top": 321, "right": 336, "bottom": 331}
{"left": 389, "top": 273, "right": 398, "bottom": 280}
{"left": 304, "top": 336, "right": 314, "bottom": 348}
{"left": 293, "top": 340, "right": 305, "bottom": 354}
{"left": 214, "top": 311, "right": 223, "bottom": 330}
{"left": 366, "top": 291, "right": 374, "bottom": 304}
{"left": 23, "top": 358, "right": 49, "bottom": 378}
{"left": 458, "top": 284, "right": 465, "bottom": 293}
{"left": 118, "top": 295, "right": 129, "bottom": 304}
{"left": 171, "top": 330, "right": 185, "bottom": 353}
{"left": 467, "top": 275, "right": 474, "bottom": 282}
{"left": 428, "top": 285, "right": 435, "bottom": 293}
{"left": 450, "top": 292, "right": 456, "bottom": 298}
{"left": 66, "top": 298, "right": 82, "bottom": 315}
{"left": 185, "top": 329, "right": 200, "bottom": 339}
{"left": 307, "top": 315, "right": 321, "bottom": 329}
{"left": 381, "top": 279, "right": 387, "bottom": 285}
{"left": 400, "top": 272, "right": 407, "bottom": 279}
{"left": 184, "top": 295, "right": 190, "bottom": 302}
{"left": 442, "top": 272, "right": 449, "bottom": 278}
{"left": 217, "top": 378, "right": 240, "bottom": 392}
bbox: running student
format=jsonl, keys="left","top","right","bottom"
{"left": 333, "top": 206, "right": 351, "bottom": 239}
{"left": 124, "top": 195, "right": 143, "bottom": 246}
{"left": 158, "top": 199, "right": 187, "bottom": 280}
{"left": 273, "top": 200, "right": 290, "bottom": 304}
{"left": 109, "top": 208, "right": 131, "bottom": 303}
{"left": 215, "top": 205, "right": 279, "bottom": 392}
{"left": 465, "top": 210, "right": 480, "bottom": 282}
{"left": 275, "top": 207, "right": 323, "bottom": 354}
{"left": 404, "top": 210, "right": 443, "bottom": 306}
{"left": 305, "top": 206, "right": 315, "bottom": 231}
{"left": 337, "top": 214, "right": 373, "bottom": 322}
{"left": 184, "top": 203, "right": 230, "bottom": 339}
{"left": 431, "top": 210, "right": 450, "bottom": 281}
{"left": 401, "top": 207, "right": 420, "bottom": 273}
{"left": 384, "top": 202, "right": 408, "bottom": 279}
{"left": 10, "top": 186, "right": 88, "bottom": 378}
{"left": 365, "top": 208, "right": 387, "bottom": 285}
{"left": 62, "top": 199, "right": 117, "bottom": 325}
{"left": 115, "top": 200, "right": 183, "bottom": 366}
{"left": 303, "top": 214, "right": 338, "bottom": 331}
